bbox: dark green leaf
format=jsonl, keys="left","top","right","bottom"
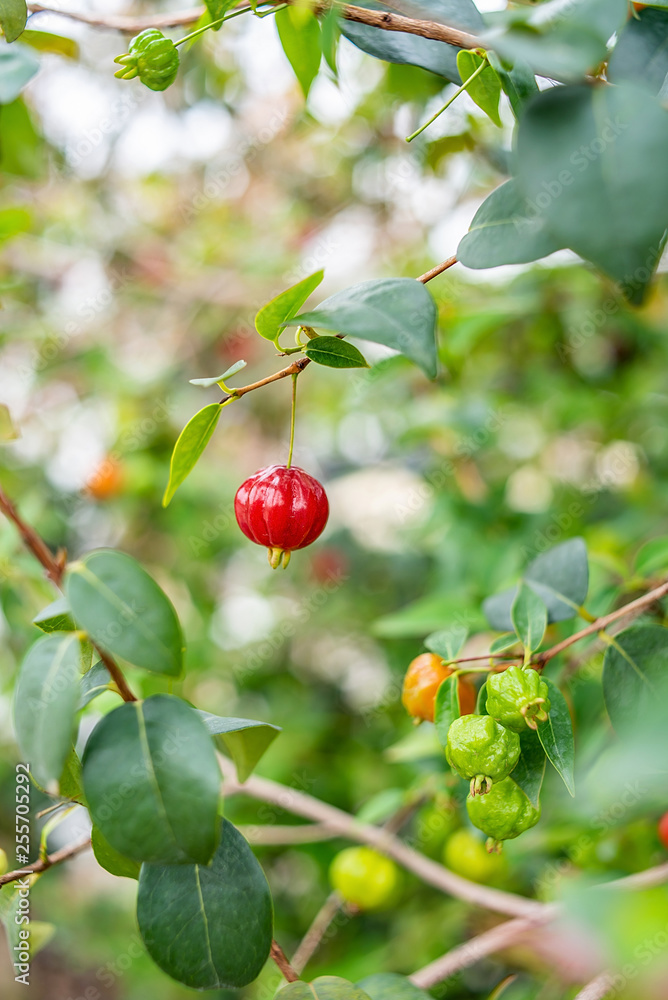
{"left": 609, "top": 8, "right": 668, "bottom": 95}
{"left": 304, "top": 335, "right": 369, "bottom": 369}
{"left": 14, "top": 632, "right": 81, "bottom": 788}
{"left": 66, "top": 549, "right": 184, "bottom": 677}
{"left": 457, "top": 50, "right": 501, "bottom": 126}
{"left": 275, "top": 5, "right": 321, "bottom": 98}
{"left": 358, "top": 972, "right": 431, "bottom": 1000}
{"left": 515, "top": 83, "right": 668, "bottom": 301}
{"left": 137, "top": 819, "right": 272, "bottom": 989}
{"left": 602, "top": 625, "right": 668, "bottom": 733}
{"left": 162, "top": 402, "right": 222, "bottom": 506}
{"left": 19, "top": 30, "right": 78, "bottom": 58}
{"left": 255, "top": 270, "right": 324, "bottom": 343}
{"left": 59, "top": 747, "right": 84, "bottom": 801}
{"left": 484, "top": 538, "right": 589, "bottom": 631}
{"left": 83, "top": 694, "right": 221, "bottom": 864}
{"left": 279, "top": 977, "right": 372, "bottom": 1000}
{"left": 424, "top": 625, "right": 468, "bottom": 661}
{"left": 32, "top": 596, "right": 75, "bottom": 633}
{"left": 511, "top": 728, "right": 546, "bottom": 809}
{"left": 457, "top": 179, "right": 564, "bottom": 269}
{"left": 91, "top": 825, "right": 141, "bottom": 880}
{"left": 0, "top": 0, "right": 27, "bottom": 43}
{"left": 78, "top": 659, "right": 113, "bottom": 709}
{"left": 340, "top": 0, "right": 484, "bottom": 83}
{"left": 0, "top": 43, "right": 38, "bottom": 102}
{"left": 536, "top": 678, "right": 575, "bottom": 796}
{"left": 635, "top": 537, "right": 668, "bottom": 577}
{"left": 197, "top": 712, "right": 281, "bottom": 782}
{"left": 288, "top": 278, "right": 438, "bottom": 378}
{"left": 434, "top": 675, "right": 459, "bottom": 750}
{"left": 511, "top": 582, "right": 547, "bottom": 653}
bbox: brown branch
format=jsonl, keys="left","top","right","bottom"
{"left": 417, "top": 255, "right": 458, "bottom": 284}
{"left": 221, "top": 357, "right": 310, "bottom": 404}
{"left": 27, "top": 3, "right": 205, "bottom": 30}
{"left": 0, "top": 836, "right": 91, "bottom": 887}
{"left": 0, "top": 479, "right": 137, "bottom": 702}
{"left": 291, "top": 891, "right": 345, "bottom": 975}
{"left": 536, "top": 579, "right": 668, "bottom": 665}
{"left": 270, "top": 940, "right": 300, "bottom": 982}
{"left": 238, "top": 823, "right": 339, "bottom": 844}
{"left": 573, "top": 973, "right": 616, "bottom": 1000}
{"left": 220, "top": 757, "right": 544, "bottom": 919}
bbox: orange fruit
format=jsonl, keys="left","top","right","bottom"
{"left": 402, "top": 652, "right": 477, "bottom": 723}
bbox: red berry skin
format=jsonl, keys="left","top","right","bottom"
{"left": 658, "top": 813, "right": 668, "bottom": 850}
{"left": 234, "top": 465, "right": 329, "bottom": 557}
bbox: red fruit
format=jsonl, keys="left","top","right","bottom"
{"left": 234, "top": 464, "right": 329, "bottom": 569}
{"left": 658, "top": 813, "right": 668, "bottom": 849}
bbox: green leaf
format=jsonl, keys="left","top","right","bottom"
{"left": 14, "top": 632, "right": 81, "bottom": 788}
{"left": 340, "top": 0, "right": 484, "bottom": 84}
{"left": 515, "top": 82, "right": 668, "bottom": 302}
{"left": 602, "top": 625, "right": 668, "bottom": 733}
{"left": 457, "top": 179, "right": 564, "bottom": 270}
{"left": 255, "top": 270, "right": 324, "bottom": 343}
{"left": 321, "top": 6, "right": 340, "bottom": 75}
{"left": 19, "top": 30, "right": 79, "bottom": 58}
{"left": 0, "top": 43, "right": 38, "bottom": 102}
{"left": 358, "top": 973, "right": 431, "bottom": 1000}
{"left": 457, "top": 50, "right": 501, "bottom": 126}
{"left": 484, "top": 538, "right": 589, "bottom": 631}
{"left": 279, "top": 977, "right": 372, "bottom": 1000}
{"left": 488, "top": 53, "right": 537, "bottom": 119}
{"left": 66, "top": 549, "right": 184, "bottom": 677}
{"left": 304, "top": 335, "right": 369, "bottom": 369}
{"left": 511, "top": 728, "right": 546, "bottom": 809}
{"left": 137, "top": 819, "right": 273, "bottom": 989}
{"left": 82, "top": 694, "right": 221, "bottom": 864}
{"left": 91, "top": 824, "right": 141, "bottom": 880}
{"left": 609, "top": 8, "right": 668, "bottom": 95}
{"left": 0, "top": 402, "right": 18, "bottom": 440}
{"left": 424, "top": 625, "right": 468, "bottom": 661}
{"left": 162, "top": 402, "right": 222, "bottom": 506}
{"left": 511, "top": 582, "right": 547, "bottom": 654}
{"left": 433, "top": 675, "right": 460, "bottom": 750}
{"left": 59, "top": 747, "right": 84, "bottom": 801}
{"left": 489, "top": 633, "right": 520, "bottom": 655}
{"left": 197, "top": 712, "right": 281, "bottom": 782}
{"left": 0, "top": 0, "right": 27, "bottom": 43}
{"left": 78, "top": 659, "right": 113, "bottom": 709}
{"left": 275, "top": 5, "right": 321, "bottom": 99}
{"left": 189, "top": 359, "right": 247, "bottom": 387}
{"left": 32, "top": 596, "right": 76, "bottom": 633}
{"left": 635, "top": 536, "right": 668, "bottom": 578}
{"left": 476, "top": 680, "right": 488, "bottom": 715}
{"left": 288, "top": 278, "right": 438, "bottom": 379}
{"left": 536, "top": 678, "right": 575, "bottom": 797}
{"left": 204, "top": 0, "right": 236, "bottom": 29}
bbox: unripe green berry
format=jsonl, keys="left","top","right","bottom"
{"left": 114, "top": 29, "right": 180, "bottom": 92}
{"left": 446, "top": 714, "right": 520, "bottom": 796}
{"left": 329, "top": 847, "right": 399, "bottom": 910}
{"left": 486, "top": 666, "right": 551, "bottom": 733}
{"left": 466, "top": 776, "right": 541, "bottom": 849}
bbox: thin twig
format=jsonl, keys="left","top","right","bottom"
{"left": 220, "top": 757, "right": 544, "bottom": 919}
{"left": 220, "top": 358, "right": 310, "bottom": 404}
{"left": 270, "top": 940, "right": 300, "bottom": 982}
{"left": 417, "top": 255, "right": 458, "bottom": 284}
{"left": 0, "top": 836, "right": 91, "bottom": 887}
{"left": 536, "top": 579, "right": 668, "bottom": 665}
{"left": 0, "top": 480, "right": 137, "bottom": 702}
{"left": 291, "top": 892, "right": 345, "bottom": 975}
{"left": 573, "top": 972, "right": 616, "bottom": 1000}
{"left": 27, "top": 2, "right": 205, "bottom": 30}
{"left": 238, "top": 823, "right": 339, "bottom": 844}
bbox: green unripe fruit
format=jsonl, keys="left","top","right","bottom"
{"left": 486, "top": 666, "right": 551, "bottom": 732}
{"left": 114, "top": 29, "right": 180, "bottom": 92}
{"left": 329, "top": 847, "right": 399, "bottom": 910}
{"left": 443, "top": 829, "right": 506, "bottom": 883}
{"left": 466, "top": 776, "right": 541, "bottom": 850}
{"left": 446, "top": 714, "right": 520, "bottom": 796}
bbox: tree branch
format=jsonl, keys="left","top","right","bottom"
{"left": 573, "top": 973, "right": 616, "bottom": 1000}
{"left": 291, "top": 891, "right": 345, "bottom": 975}
{"left": 270, "top": 940, "right": 300, "bottom": 982}
{"left": 0, "top": 479, "right": 137, "bottom": 702}
{"left": 0, "top": 836, "right": 91, "bottom": 887}
{"left": 536, "top": 579, "right": 668, "bottom": 665}
{"left": 220, "top": 758, "right": 544, "bottom": 919}
{"left": 417, "top": 255, "right": 458, "bottom": 284}
{"left": 27, "top": 3, "right": 205, "bottom": 30}
{"left": 239, "top": 823, "right": 339, "bottom": 844}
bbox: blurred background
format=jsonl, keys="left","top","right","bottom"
{"left": 2, "top": 0, "right": 668, "bottom": 997}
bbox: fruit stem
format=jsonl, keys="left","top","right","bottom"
{"left": 287, "top": 373, "right": 298, "bottom": 469}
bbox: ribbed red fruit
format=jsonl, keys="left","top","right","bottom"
{"left": 234, "top": 465, "right": 329, "bottom": 569}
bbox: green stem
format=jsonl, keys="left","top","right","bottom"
{"left": 286, "top": 374, "right": 298, "bottom": 469}
{"left": 405, "top": 57, "right": 488, "bottom": 142}
{"left": 174, "top": 3, "right": 261, "bottom": 47}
